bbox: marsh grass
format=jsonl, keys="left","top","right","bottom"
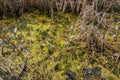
{"left": 0, "top": 0, "right": 120, "bottom": 18}
{"left": 0, "top": 0, "right": 120, "bottom": 80}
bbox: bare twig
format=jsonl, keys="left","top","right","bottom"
{"left": 16, "top": 58, "right": 28, "bottom": 80}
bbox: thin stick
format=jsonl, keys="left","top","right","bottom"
{"left": 16, "top": 58, "right": 28, "bottom": 80}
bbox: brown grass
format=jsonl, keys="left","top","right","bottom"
{"left": 0, "top": 0, "right": 119, "bottom": 18}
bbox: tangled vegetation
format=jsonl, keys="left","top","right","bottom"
{"left": 0, "top": 0, "right": 120, "bottom": 80}
{"left": 0, "top": 0, "right": 120, "bottom": 17}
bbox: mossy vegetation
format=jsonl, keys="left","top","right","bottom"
{"left": 0, "top": 11, "right": 120, "bottom": 80}
{"left": 0, "top": 0, "right": 120, "bottom": 80}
